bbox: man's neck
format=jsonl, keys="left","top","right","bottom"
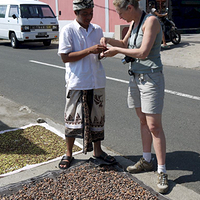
{"left": 76, "top": 20, "right": 89, "bottom": 30}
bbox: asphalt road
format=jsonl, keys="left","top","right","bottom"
{"left": 0, "top": 40, "right": 200, "bottom": 194}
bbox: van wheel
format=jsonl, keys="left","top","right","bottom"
{"left": 43, "top": 40, "right": 51, "bottom": 46}
{"left": 11, "top": 33, "right": 19, "bottom": 48}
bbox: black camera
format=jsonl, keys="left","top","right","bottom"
{"left": 121, "top": 56, "right": 136, "bottom": 64}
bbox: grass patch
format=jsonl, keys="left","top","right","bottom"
{"left": 0, "top": 125, "right": 81, "bottom": 175}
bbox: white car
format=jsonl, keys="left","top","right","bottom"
{"left": 0, "top": 0, "right": 59, "bottom": 48}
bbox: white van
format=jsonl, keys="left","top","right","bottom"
{"left": 0, "top": 0, "right": 59, "bottom": 48}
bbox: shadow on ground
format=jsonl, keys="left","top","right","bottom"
{"left": 0, "top": 121, "right": 15, "bottom": 132}
{"left": 126, "top": 151, "right": 200, "bottom": 194}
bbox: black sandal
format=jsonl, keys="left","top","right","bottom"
{"left": 58, "top": 156, "right": 74, "bottom": 169}
{"left": 94, "top": 152, "right": 117, "bottom": 164}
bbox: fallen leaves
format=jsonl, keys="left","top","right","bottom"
{"left": 0, "top": 125, "right": 81, "bottom": 175}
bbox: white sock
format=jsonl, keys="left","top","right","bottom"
{"left": 143, "top": 152, "right": 151, "bottom": 163}
{"left": 157, "top": 164, "right": 166, "bottom": 174}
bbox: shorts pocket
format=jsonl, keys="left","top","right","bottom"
{"left": 144, "top": 73, "right": 160, "bottom": 86}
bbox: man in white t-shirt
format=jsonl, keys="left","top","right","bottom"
{"left": 57, "top": 0, "right": 116, "bottom": 169}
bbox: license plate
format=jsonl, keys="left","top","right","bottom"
{"left": 38, "top": 32, "right": 47, "bottom": 36}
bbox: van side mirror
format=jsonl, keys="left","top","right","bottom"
{"left": 12, "top": 14, "right": 17, "bottom": 19}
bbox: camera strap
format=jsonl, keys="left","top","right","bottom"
{"left": 131, "top": 10, "right": 146, "bottom": 46}
{"left": 127, "top": 11, "right": 146, "bottom": 76}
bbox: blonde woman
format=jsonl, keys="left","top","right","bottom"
{"left": 100, "top": 0, "right": 168, "bottom": 194}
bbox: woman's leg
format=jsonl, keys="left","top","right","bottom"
{"left": 126, "top": 108, "right": 154, "bottom": 173}
{"left": 146, "top": 113, "right": 168, "bottom": 194}
{"left": 146, "top": 113, "right": 166, "bottom": 166}
{"left": 135, "top": 107, "right": 152, "bottom": 153}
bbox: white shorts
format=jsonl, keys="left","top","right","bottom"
{"left": 127, "top": 71, "right": 165, "bottom": 114}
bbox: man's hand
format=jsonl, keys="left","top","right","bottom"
{"left": 89, "top": 44, "right": 108, "bottom": 54}
{"left": 61, "top": 44, "right": 107, "bottom": 63}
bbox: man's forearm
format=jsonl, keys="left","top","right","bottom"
{"left": 61, "top": 49, "right": 91, "bottom": 63}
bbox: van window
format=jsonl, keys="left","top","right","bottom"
{"left": 0, "top": 5, "right": 7, "bottom": 18}
{"left": 9, "top": 5, "right": 19, "bottom": 17}
{"left": 20, "top": 4, "right": 55, "bottom": 18}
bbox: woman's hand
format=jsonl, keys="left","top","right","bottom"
{"left": 104, "top": 47, "right": 118, "bottom": 57}
{"left": 100, "top": 37, "right": 109, "bottom": 46}
{"left": 99, "top": 51, "right": 105, "bottom": 59}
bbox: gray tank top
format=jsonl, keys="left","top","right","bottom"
{"left": 129, "top": 14, "right": 163, "bottom": 73}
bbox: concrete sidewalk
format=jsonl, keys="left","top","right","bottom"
{"left": 160, "top": 34, "right": 200, "bottom": 70}
{"left": 0, "top": 34, "right": 200, "bottom": 199}
{"left": 0, "top": 95, "right": 200, "bottom": 200}
{"left": 113, "top": 33, "right": 200, "bottom": 70}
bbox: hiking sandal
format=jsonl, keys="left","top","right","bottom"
{"left": 94, "top": 152, "right": 117, "bottom": 164}
{"left": 58, "top": 156, "right": 74, "bottom": 169}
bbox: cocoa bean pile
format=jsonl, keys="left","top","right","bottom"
{"left": 0, "top": 162, "right": 161, "bottom": 199}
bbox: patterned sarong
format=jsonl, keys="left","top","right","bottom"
{"left": 64, "top": 89, "right": 105, "bottom": 154}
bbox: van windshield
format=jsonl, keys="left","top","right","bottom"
{"left": 20, "top": 4, "right": 56, "bottom": 18}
